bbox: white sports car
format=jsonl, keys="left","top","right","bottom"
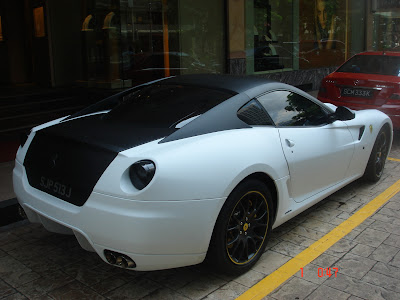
{"left": 13, "top": 74, "right": 392, "bottom": 274}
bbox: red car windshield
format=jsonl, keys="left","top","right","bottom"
{"left": 337, "top": 55, "right": 400, "bottom": 77}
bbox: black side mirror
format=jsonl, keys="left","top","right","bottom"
{"left": 334, "top": 106, "right": 355, "bottom": 121}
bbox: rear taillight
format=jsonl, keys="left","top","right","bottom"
{"left": 387, "top": 93, "right": 400, "bottom": 105}
{"left": 318, "top": 79, "right": 335, "bottom": 97}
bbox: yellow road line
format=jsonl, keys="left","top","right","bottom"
{"left": 237, "top": 178, "right": 400, "bottom": 300}
{"left": 388, "top": 157, "right": 400, "bottom": 162}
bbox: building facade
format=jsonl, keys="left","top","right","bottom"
{"left": 0, "top": 0, "right": 399, "bottom": 91}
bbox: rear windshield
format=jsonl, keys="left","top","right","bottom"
{"left": 337, "top": 55, "right": 400, "bottom": 76}
{"left": 104, "top": 84, "right": 234, "bottom": 127}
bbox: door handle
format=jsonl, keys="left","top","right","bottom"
{"left": 285, "top": 139, "right": 295, "bottom": 147}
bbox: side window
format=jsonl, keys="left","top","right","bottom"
{"left": 237, "top": 99, "right": 273, "bottom": 126}
{"left": 257, "top": 91, "right": 328, "bottom": 127}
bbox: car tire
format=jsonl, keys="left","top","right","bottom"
{"left": 363, "top": 126, "right": 390, "bottom": 182}
{"left": 206, "top": 179, "right": 274, "bottom": 275}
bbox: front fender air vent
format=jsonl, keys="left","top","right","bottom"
{"left": 358, "top": 125, "right": 365, "bottom": 140}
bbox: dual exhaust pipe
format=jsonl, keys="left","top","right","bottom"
{"left": 104, "top": 250, "right": 136, "bottom": 269}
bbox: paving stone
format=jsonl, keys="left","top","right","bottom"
{"left": 0, "top": 238, "right": 31, "bottom": 253}
{"left": 286, "top": 225, "right": 326, "bottom": 241}
{"left": 369, "top": 220, "right": 400, "bottom": 235}
{"left": 334, "top": 201, "right": 362, "bottom": 214}
{"left": 16, "top": 270, "right": 74, "bottom": 299}
{"left": 0, "top": 232, "right": 20, "bottom": 247}
{"left": 253, "top": 250, "right": 291, "bottom": 275}
{"left": 90, "top": 277, "right": 128, "bottom": 295}
{"left": 304, "top": 209, "right": 340, "bottom": 223}
{"left": 389, "top": 250, "right": 400, "bottom": 268}
{"left": 1, "top": 293, "right": 29, "bottom": 300}
{"left": 233, "top": 269, "right": 266, "bottom": 288}
{"left": 0, "top": 248, "right": 6, "bottom": 258}
{"left": 372, "top": 262, "right": 400, "bottom": 280}
{"left": 105, "top": 278, "right": 160, "bottom": 300}
{"left": 279, "top": 232, "right": 315, "bottom": 248}
{"left": 265, "top": 237, "right": 282, "bottom": 250}
{"left": 363, "top": 270, "right": 400, "bottom": 293}
{"left": 354, "top": 228, "right": 390, "bottom": 248}
{"left": 384, "top": 201, "right": 400, "bottom": 211}
{"left": 384, "top": 233, "right": 400, "bottom": 248}
{"left": 312, "top": 253, "right": 340, "bottom": 268}
{"left": 0, "top": 279, "right": 16, "bottom": 298}
{"left": 48, "top": 280, "right": 105, "bottom": 300}
{"left": 328, "top": 217, "right": 346, "bottom": 226}
{"left": 269, "top": 277, "right": 318, "bottom": 300}
{"left": 325, "top": 273, "right": 400, "bottom": 300}
{"left": 203, "top": 281, "right": 248, "bottom": 300}
{"left": 44, "top": 247, "right": 89, "bottom": 267}
{"left": 141, "top": 288, "right": 190, "bottom": 300}
{"left": 342, "top": 229, "right": 362, "bottom": 241}
{"left": 371, "top": 213, "right": 400, "bottom": 225}
{"left": 347, "top": 296, "right": 365, "bottom": 300}
{"left": 306, "top": 284, "right": 351, "bottom": 300}
{"left": 334, "top": 253, "right": 377, "bottom": 279}
{"left": 350, "top": 244, "right": 376, "bottom": 258}
{"left": 176, "top": 274, "right": 226, "bottom": 300}
{"left": 271, "top": 223, "right": 295, "bottom": 238}
{"left": 377, "top": 208, "right": 400, "bottom": 219}
{"left": 62, "top": 262, "right": 118, "bottom": 287}
{"left": 325, "top": 239, "right": 357, "bottom": 258}
{"left": 6, "top": 239, "right": 58, "bottom": 265}
{"left": 300, "top": 218, "right": 337, "bottom": 234}
{"left": 369, "top": 244, "right": 400, "bottom": 263}
{"left": 145, "top": 268, "right": 201, "bottom": 291}
{"left": 0, "top": 255, "right": 40, "bottom": 288}
{"left": 337, "top": 212, "right": 352, "bottom": 220}
{"left": 271, "top": 241, "right": 307, "bottom": 257}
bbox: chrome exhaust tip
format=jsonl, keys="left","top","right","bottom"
{"left": 104, "top": 250, "right": 136, "bottom": 269}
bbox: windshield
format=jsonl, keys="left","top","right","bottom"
{"left": 337, "top": 55, "right": 400, "bottom": 76}
{"left": 105, "top": 84, "right": 234, "bottom": 128}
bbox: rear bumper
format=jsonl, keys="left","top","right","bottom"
{"left": 319, "top": 97, "right": 400, "bottom": 129}
{"left": 13, "top": 159, "right": 225, "bottom": 271}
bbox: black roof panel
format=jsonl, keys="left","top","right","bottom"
{"left": 160, "top": 74, "right": 276, "bottom": 94}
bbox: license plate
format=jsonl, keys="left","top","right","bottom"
{"left": 40, "top": 176, "right": 72, "bottom": 198}
{"left": 341, "top": 87, "right": 373, "bottom": 98}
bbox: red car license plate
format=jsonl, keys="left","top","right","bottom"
{"left": 341, "top": 87, "right": 373, "bottom": 98}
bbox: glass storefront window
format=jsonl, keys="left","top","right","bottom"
{"left": 298, "top": 0, "right": 347, "bottom": 69}
{"left": 80, "top": 0, "right": 225, "bottom": 88}
{"left": 245, "top": 0, "right": 294, "bottom": 74}
{"left": 373, "top": 11, "right": 400, "bottom": 51}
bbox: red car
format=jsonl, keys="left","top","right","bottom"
{"left": 318, "top": 51, "right": 400, "bottom": 129}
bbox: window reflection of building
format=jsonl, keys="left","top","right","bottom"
{"left": 78, "top": 0, "right": 225, "bottom": 88}
{"left": 0, "top": 16, "right": 3, "bottom": 41}
{"left": 33, "top": 6, "right": 45, "bottom": 38}
{"left": 246, "top": 0, "right": 294, "bottom": 74}
{"left": 315, "top": 0, "right": 336, "bottom": 50}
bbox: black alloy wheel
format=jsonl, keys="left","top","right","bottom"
{"left": 207, "top": 179, "right": 274, "bottom": 275}
{"left": 226, "top": 191, "right": 269, "bottom": 265}
{"left": 364, "top": 126, "right": 390, "bottom": 182}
